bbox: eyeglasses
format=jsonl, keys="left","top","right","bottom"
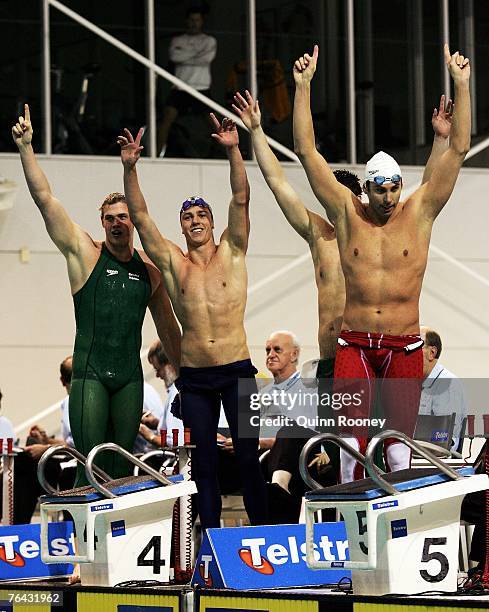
{"left": 180, "top": 197, "right": 211, "bottom": 214}
{"left": 371, "top": 174, "right": 401, "bottom": 186}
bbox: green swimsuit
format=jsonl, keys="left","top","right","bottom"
{"left": 70, "top": 244, "right": 151, "bottom": 486}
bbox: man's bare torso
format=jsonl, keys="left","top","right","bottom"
{"left": 165, "top": 239, "right": 249, "bottom": 367}
{"left": 309, "top": 218, "right": 345, "bottom": 359}
{"left": 336, "top": 195, "right": 431, "bottom": 335}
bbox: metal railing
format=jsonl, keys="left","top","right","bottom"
{"left": 43, "top": 0, "right": 298, "bottom": 162}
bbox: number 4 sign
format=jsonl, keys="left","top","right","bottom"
{"left": 137, "top": 536, "right": 166, "bottom": 574}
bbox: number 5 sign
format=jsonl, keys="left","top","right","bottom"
{"left": 305, "top": 466, "right": 489, "bottom": 595}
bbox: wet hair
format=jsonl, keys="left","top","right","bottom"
{"left": 148, "top": 342, "right": 170, "bottom": 366}
{"left": 99, "top": 192, "right": 127, "bottom": 217}
{"left": 333, "top": 169, "right": 362, "bottom": 197}
{"left": 425, "top": 329, "right": 442, "bottom": 359}
{"left": 60, "top": 355, "right": 73, "bottom": 386}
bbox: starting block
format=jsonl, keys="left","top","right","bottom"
{"left": 38, "top": 442, "right": 196, "bottom": 586}
{"left": 302, "top": 430, "right": 489, "bottom": 596}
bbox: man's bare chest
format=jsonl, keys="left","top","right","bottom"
{"left": 341, "top": 214, "right": 429, "bottom": 270}
{"left": 174, "top": 257, "right": 244, "bottom": 307}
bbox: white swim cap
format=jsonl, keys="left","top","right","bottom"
{"left": 364, "top": 151, "right": 402, "bottom": 183}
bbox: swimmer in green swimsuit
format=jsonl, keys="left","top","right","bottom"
{"left": 13, "top": 105, "right": 181, "bottom": 486}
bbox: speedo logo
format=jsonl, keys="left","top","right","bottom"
{"left": 106, "top": 269, "right": 118, "bottom": 276}
{"left": 238, "top": 535, "right": 348, "bottom": 573}
{"left": 368, "top": 169, "right": 379, "bottom": 175}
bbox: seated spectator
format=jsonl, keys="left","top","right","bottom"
{"left": 139, "top": 340, "right": 184, "bottom": 448}
{"left": 132, "top": 379, "right": 165, "bottom": 454}
{"left": 419, "top": 326, "right": 467, "bottom": 451}
{"left": 24, "top": 355, "right": 74, "bottom": 460}
{"left": 139, "top": 340, "right": 241, "bottom": 509}
{"left": 259, "top": 330, "right": 332, "bottom": 523}
{"left": 3, "top": 358, "right": 75, "bottom": 524}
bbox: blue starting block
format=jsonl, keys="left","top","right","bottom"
{"left": 301, "top": 430, "right": 489, "bottom": 596}
{"left": 38, "top": 442, "right": 196, "bottom": 587}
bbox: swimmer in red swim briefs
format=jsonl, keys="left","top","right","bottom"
{"left": 293, "top": 43, "right": 471, "bottom": 480}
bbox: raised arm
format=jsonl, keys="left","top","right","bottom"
{"left": 210, "top": 114, "right": 250, "bottom": 253}
{"left": 421, "top": 95, "right": 453, "bottom": 184}
{"left": 421, "top": 45, "right": 471, "bottom": 219}
{"left": 148, "top": 278, "right": 181, "bottom": 371}
{"left": 12, "top": 104, "right": 80, "bottom": 256}
{"left": 118, "top": 128, "right": 176, "bottom": 271}
{"left": 233, "top": 90, "right": 315, "bottom": 242}
{"left": 293, "top": 46, "right": 349, "bottom": 223}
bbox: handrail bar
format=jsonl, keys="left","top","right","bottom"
{"left": 37, "top": 444, "right": 111, "bottom": 495}
{"left": 48, "top": 0, "right": 298, "bottom": 162}
{"left": 85, "top": 442, "right": 173, "bottom": 499}
{"left": 364, "top": 430, "right": 463, "bottom": 496}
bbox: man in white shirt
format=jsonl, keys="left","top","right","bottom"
{"left": 157, "top": 7, "right": 217, "bottom": 156}
{"left": 132, "top": 381, "right": 165, "bottom": 453}
{"left": 139, "top": 340, "right": 184, "bottom": 448}
{"left": 25, "top": 356, "right": 74, "bottom": 459}
{"left": 418, "top": 326, "right": 467, "bottom": 451}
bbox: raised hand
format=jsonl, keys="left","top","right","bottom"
{"left": 444, "top": 43, "right": 470, "bottom": 82}
{"left": 210, "top": 113, "right": 239, "bottom": 148}
{"left": 117, "top": 127, "right": 144, "bottom": 168}
{"left": 293, "top": 45, "right": 318, "bottom": 85}
{"left": 12, "top": 103, "right": 33, "bottom": 148}
{"left": 232, "top": 90, "right": 261, "bottom": 130}
{"left": 432, "top": 94, "right": 453, "bottom": 139}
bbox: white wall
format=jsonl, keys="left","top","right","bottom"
{"left": 1, "top": 153, "right": 488, "bottom": 437}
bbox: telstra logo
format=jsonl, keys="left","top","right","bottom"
{"left": 0, "top": 545, "right": 25, "bottom": 567}
{"left": 0, "top": 533, "right": 75, "bottom": 567}
{"left": 237, "top": 535, "right": 348, "bottom": 573}
{"left": 238, "top": 547, "right": 274, "bottom": 574}
{"left": 198, "top": 555, "right": 214, "bottom": 586}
